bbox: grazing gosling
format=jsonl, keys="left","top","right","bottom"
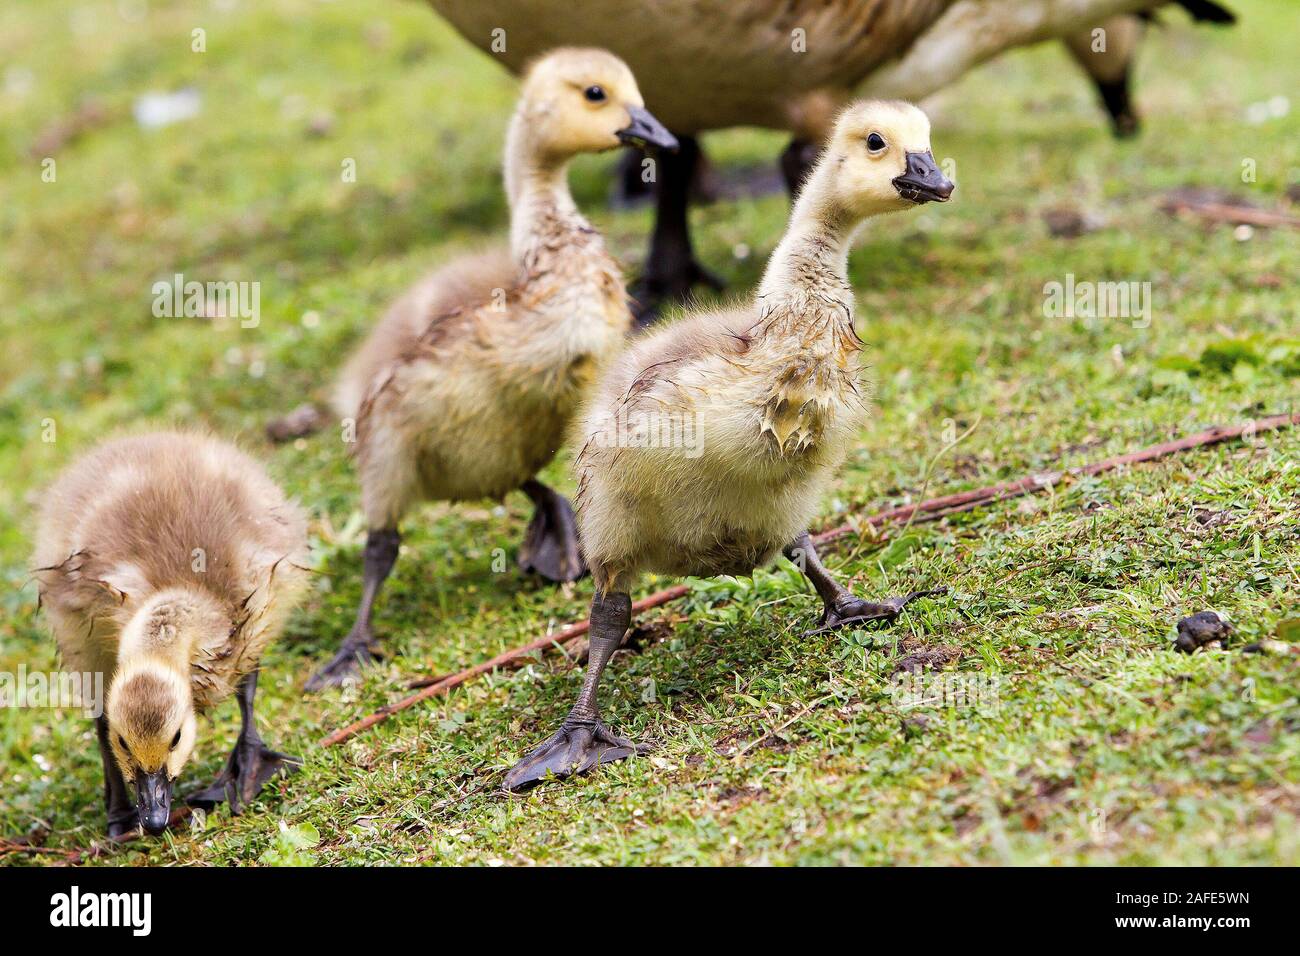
{"left": 33, "top": 432, "right": 309, "bottom": 836}
{"left": 504, "top": 100, "right": 954, "bottom": 789}
{"left": 307, "top": 48, "right": 677, "bottom": 690}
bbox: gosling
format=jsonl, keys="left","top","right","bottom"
{"left": 505, "top": 100, "right": 954, "bottom": 789}
{"left": 32, "top": 432, "right": 309, "bottom": 836}
{"left": 307, "top": 48, "right": 677, "bottom": 690}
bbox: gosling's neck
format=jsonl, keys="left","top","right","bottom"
{"left": 756, "top": 166, "right": 861, "bottom": 338}
{"left": 118, "top": 587, "right": 224, "bottom": 677}
{"left": 503, "top": 112, "right": 591, "bottom": 263}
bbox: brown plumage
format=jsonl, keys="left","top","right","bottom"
{"left": 33, "top": 431, "right": 309, "bottom": 835}
{"left": 305, "top": 48, "right": 677, "bottom": 690}
{"left": 426, "top": 0, "right": 1227, "bottom": 137}
{"left": 426, "top": 0, "right": 1235, "bottom": 320}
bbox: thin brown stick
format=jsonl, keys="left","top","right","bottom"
{"left": 1161, "top": 199, "right": 1300, "bottom": 230}
{"left": 320, "top": 411, "right": 1297, "bottom": 749}
{"left": 320, "top": 585, "right": 691, "bottom": 747}
{"left": 27, "top": 412, "right": 1298, "bottom": 861}
{"left": 50, "top": 805, "right": 194, "bottom": 867}
{"left": 0, "top": 838, "right": 65, "bottom": 858}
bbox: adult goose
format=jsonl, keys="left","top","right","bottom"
{"left": 424, "top": 0, "right": 1235, "bottom": 318}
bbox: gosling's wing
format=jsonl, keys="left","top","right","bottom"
{"left": 335, "top": 245, "right": 520, "bottom": 421}
{"left": 574, "top": 305, "right": 755, "bottom": 488}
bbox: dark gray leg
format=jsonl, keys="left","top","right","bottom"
{"left": 1092, "top": 71, "right": 1140, "bottom": 139}
{"left": 785, "top": 531, "right": 944, "bottom": 632}
{"left": 305, "top": 527, "right": 400, "bottom": 691}
{"left": 780, "top": 138, "right": 821, "bottom": 198}
{"left": 189, "top": 669, "right": 300, "bottom": 813}
{"left": 609, "top": 148, "right": 655, "bottom": 208}
{"left": 517, "top": 479, "right": 587, "bottom": 583}
{"left": 630, "top": 135, "right": 724, "bottom": 326}
{"left": 503, "top": 591, "right": 646, "bottom": 790}
{"left": 96, "top": 715, "right": 137, "bottom": 838}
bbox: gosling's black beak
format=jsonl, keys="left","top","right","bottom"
{"left": 892, "top": 150, "right": 955, "bottom": 204}
{"left": 134, "top": 769, "right": 173, "bottom": 836}
{"left": 616, "top": 105, "right": 679, "bottom": 153}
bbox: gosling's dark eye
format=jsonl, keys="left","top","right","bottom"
{"left": 584, "top": 85, "right": 606, "bottom": 103}
{"left": 170, "top": 729, "right": 182, "bottom": 750}
{"left": 867, "top": 133, "right": 886, "bottom": 152}
{"left": 118, "top": 735, "right": 128, "bottom": 751}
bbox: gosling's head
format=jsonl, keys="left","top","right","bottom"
{"left": 819, "top": 100, "right": 954, "bottom": 217}
{"left": 107, "top": 662, "right": 196, "bottom": 835}
{"left": 517, "top": 47, "right": 677, "bottom": 159}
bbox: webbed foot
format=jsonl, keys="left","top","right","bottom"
{"left": 504, "top": 719, "right": 648, "bottom": 791}
{"left": 304, "top": 636, "right": 379, "bottom": 691}
{"left": 188, "top": 740, "right": 301, "bottom": 814}
{"left": 106, "top": 808, "right": 139, "bottom": 840}
{"left": 518, "top": 484, "right": 587, "bottom": 583}
{"left": 811, "top": 589, "right": 947, "bottom": 634}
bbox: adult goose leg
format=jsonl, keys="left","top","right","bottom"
{"left": 504, "top": 591, "right": 645, "bottom": 790}
{"left": 785, "top": 531, "right": 943, "bottom": 632}
{"left": 305, "top": 527, "right": 400, "bottom": 690}
{"left": 630, "top": 135, "right": 724, "bottom": 326}
{"left": 517, "top": 479, "right": 587, "bottom": 583}
{"left": 189, "top": 670, "right": 300, "bottom": 813}
{"left": 779, "top": 138, "right": 821, "bottom": 198}
{"left": 96, "top": 715, "right": 138, "bottom": 838}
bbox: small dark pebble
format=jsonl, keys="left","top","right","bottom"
{"left": 266, "top": 403, "right": 327, "bottom": 442}
{"left": 902, "top": 715, "right": 930, "bottom": 737}
{"left": 1042, "top": 206, "right": 1100, "bottom": 238}
{"left": 1173, "top": 610, "right": 1232, "bottom": 653}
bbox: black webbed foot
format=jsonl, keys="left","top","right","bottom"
{"left": 809, "top": 588, "right": 947, "bottom": 635}
{"left": 518, "top": 485, "right": 587, "bottom": 583}
{"left": 304, "top": 635, "right": 379, "bottom": 691}
{"left": 503, "top": 719, "right": 648, "bottom": 792}
{"left": 629, "top": 262, "right": 725, "bottom": 326}
{"left": 106, "top": 808, "right": 139, "bottom": 840}
{"left": 188, "top": 740, "right": 301, "bottom": 814}
{"left": 1096, "top": 76, "right": 1140, "bottom": 139}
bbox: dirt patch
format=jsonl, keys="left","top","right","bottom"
{"left": 894, "top": 642, "right": 962, "bottom": 674}
{"left": 714, "top": 726, "right": 802, "bottom": 756}
{"left": 1192, "top": 508, "right": 1239, "bottom": 529}
{"left": 1042, "top": 205, "right": 1103, "bottom": 238}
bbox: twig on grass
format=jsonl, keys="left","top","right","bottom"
{"left": 1160, "top": 196, "right": 1300, "bottom": 230}
{"left": 29, "top": 413, "right": 1296, "bottom": 863}
{"left": 36, "top": 806, "right": 194, "bottom": 866}
{"left": 319, "top": 585, "right": 691, "bottom": 747}
{"left": 322, "top": 411, "right": 1298, "bottom": 749}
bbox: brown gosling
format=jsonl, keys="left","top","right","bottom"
{"left": 306, "top": 48, "right": 677, "bottom": 690}
{"left": 504, "top": 100, "right": 954, "bottom": 789}
{"left": 32, "top": 432, "right": 309, "bottom": 836}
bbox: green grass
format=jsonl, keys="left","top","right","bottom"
{"left": 2, "top": 0, "right": 1297, "bottom": 866}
